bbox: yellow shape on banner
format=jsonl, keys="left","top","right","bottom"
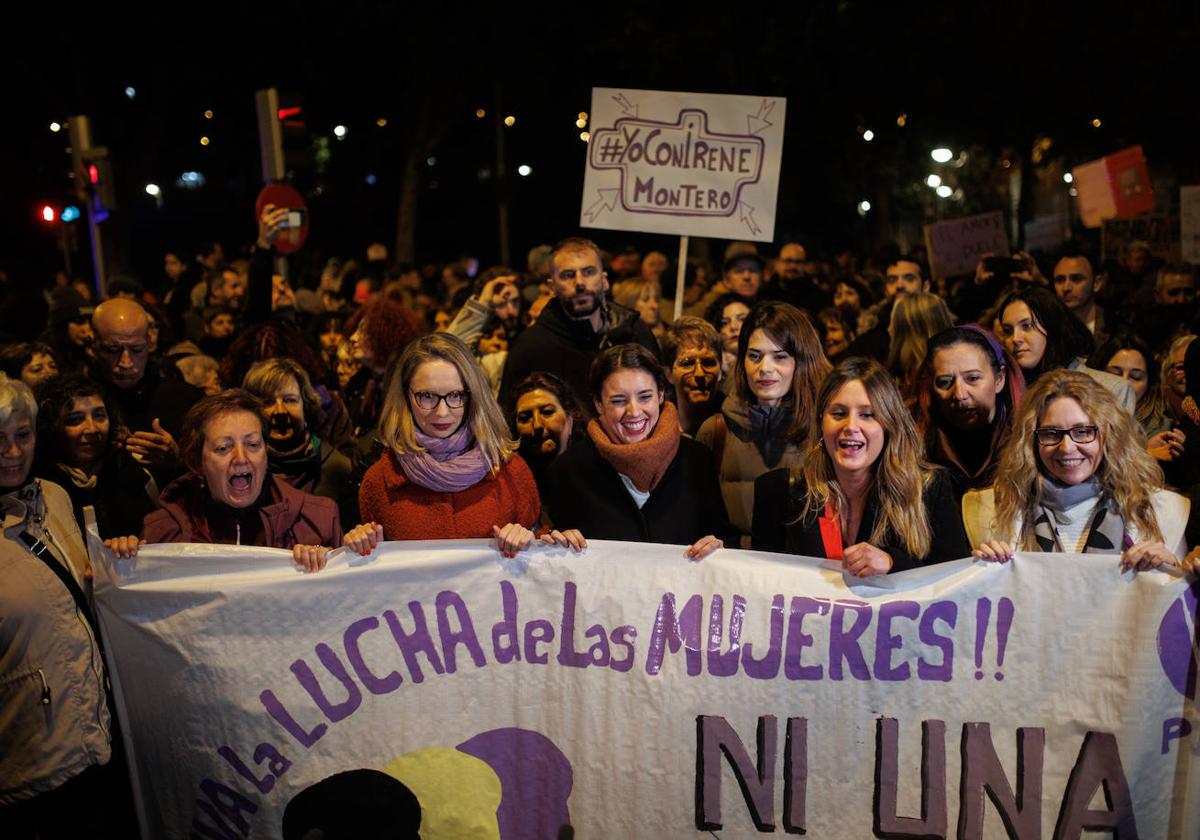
{"left": 383, "top": 748, "right": 502, "bottom": 839}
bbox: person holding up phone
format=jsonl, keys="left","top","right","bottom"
{"left": 953, "top": 252, "right": 1047, "bottom": 325}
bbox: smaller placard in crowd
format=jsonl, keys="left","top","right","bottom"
{"left": 922, "top": 211, "right": 1009, "bottom": 280}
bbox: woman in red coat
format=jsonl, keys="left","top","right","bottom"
{"left": 357, "top": 333, "right": 582, "bottom": 557}
{"left": 137, "top": 390, "right": 368, "bottom": 572}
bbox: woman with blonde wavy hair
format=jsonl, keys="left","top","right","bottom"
{"left": 358, "top": 333, "right": 583, "bottom": 557}
{"left": 752, "top": 357, "right": 970, "bottom": 574}
{"left": 886, "top": 292, "right": 955, "bottom": 394}
{"left": 966, "top": 369, "right": 1188, "bottom": 571}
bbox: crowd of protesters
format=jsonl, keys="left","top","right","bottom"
{"left": 4, "top": 200, "right": 1200, "bottom": 836}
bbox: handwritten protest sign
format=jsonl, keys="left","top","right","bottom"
{"left": 579, "top": 88, "right": 786, "bottom": 242}
{"left": 93, "top": 540, "right": 1200, "bottom": 839}
{"left": 1183, "top": 186, "right": 1200, "bottom": 264}
{"left": 923, "top": 211, "right": 1009, "bottom": 280}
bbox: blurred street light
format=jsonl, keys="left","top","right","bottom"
{"left": 862, "top": 129, "right": 874, "bottom": 142}
{"left": 936, "top": 184, "right": 953, "bottom": 198}
{"left": 145, "top": 183, "right": 160, "bottom": 197}
{"left": 517, "top": 164, "right": 532, "bottom": 177}
{"left": 931, "top": 148, "right": 953, "bottom": 163}
{"left": 926, "top": 174, "right": 942, "bottom": 188}
{"left": 333, "top": 125, "right": 347, "bottom": 139}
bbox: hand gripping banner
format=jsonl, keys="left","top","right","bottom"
{"left": 91, "top": 540, "right": 1200, "bottom": 839}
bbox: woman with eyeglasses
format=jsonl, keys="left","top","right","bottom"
{"left": 966, "top": 370, "right": 1188, "bottom": 571}
{"left": 359, "top": 333, "right": 583, "bottom": 557}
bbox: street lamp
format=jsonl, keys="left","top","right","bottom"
{"left": 931, "top": 148, "right": 953, "bottom": 163}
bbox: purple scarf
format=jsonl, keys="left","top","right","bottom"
{"left": 396, "top": 423, "right": 492, "bottom": 492}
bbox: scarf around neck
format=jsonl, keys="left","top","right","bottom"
{"left": 721, "top": 392, "right": 793, "bottom": 469}
{"left": 1031, "top": 475, "right": 1125, "bottom": 553}
{"left": 587, "top": 401, "right": 681, "bottom": 493}
{"left": 396, "top": 423, "right": 492, "bottom": 493}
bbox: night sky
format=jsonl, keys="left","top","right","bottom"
{"left": 4, "top": 4, "right": 1197, "bottom": 287}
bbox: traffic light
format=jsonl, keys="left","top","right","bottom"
{"left": 84, "top": 156, "right": 117, "bottom": 211}
{"left": 40, "top": 204, "right": 58, "bottom": 224}
{"left": 277, "top": 91, "right": 315, "bottom": 174}
{"left": 67, "top": 115, "right": 117, "bottom": 211}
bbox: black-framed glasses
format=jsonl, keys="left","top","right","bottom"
{"left": 1035, "top": 425, "right": 1098, "bottom": 446}
{"left": 410, "top": 389, "right": 469, "bottom": 410}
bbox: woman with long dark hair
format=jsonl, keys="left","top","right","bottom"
{"left": 33, "top": 375, "right": 156, "bottom": 540}
{"left": 695, "top": 301, "right": 830, "bottom": 547}
{"left": 996, "top": 287, "right": 1134, "bottom": 413}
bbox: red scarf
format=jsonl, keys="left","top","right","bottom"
{"left": 587, "top": 402, "right": 682, "bottom": 493}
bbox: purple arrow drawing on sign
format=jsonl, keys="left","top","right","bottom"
{"left": 612, "top": 92, "right": 639, "bottom": 118}
{"left": 584, "top": 188, "right": 621, "bottom": 223}
{"left": 738, "top": 200, "right": 762, "bottom": 236}
{"left": 747, "top": 99, "right": 776, "bottom": 135}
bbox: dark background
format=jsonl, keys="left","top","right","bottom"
{"left": 4, "top": 3, "right": 1197, "bottom": 289}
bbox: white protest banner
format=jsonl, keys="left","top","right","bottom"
{"left": 579, "top": 88, "right": 786, "bottom": 242}
{"left": 923, "top": 211, "right": 1009, "bottom": 280}
{"left": 1182, "top": 185, "right": 1200, "bottom": 264}
{"left": 94, "top": 540, "right": 1200, "bottom": 839}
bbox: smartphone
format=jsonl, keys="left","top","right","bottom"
{"left": 983, "top": 256, "right": 1020, "bottom": 276}
{"left": 279, "top": 209, "right": 305, "bottom": 229}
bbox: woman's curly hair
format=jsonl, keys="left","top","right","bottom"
{"left": 992, "top": 369, "right": 1164, "bottom": 546}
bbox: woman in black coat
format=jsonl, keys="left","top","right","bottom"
{"left": 543, "top": 344, "right": 735, "bottom": 557}
{"left": 33, "top": 374, "right": 157, "bottom": 540}
{"left": 753, "top": 358, "right": 970, "bottom": 574}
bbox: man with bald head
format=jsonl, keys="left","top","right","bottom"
{"left": 92, "top": 298, "right": 203, "bottom": 470}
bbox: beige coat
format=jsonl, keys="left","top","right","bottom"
{"left": 0, "top": 480, "right": 111, "bottom": 804}
{"left": 962, "top": 485, "right": 1189, "bottom": 558}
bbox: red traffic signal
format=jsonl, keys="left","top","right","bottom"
{"left": 40, "top": 204, "right": 57, "bottom": 223}
{"left": 88, "top": 164, "right": 100, "bottom": 184}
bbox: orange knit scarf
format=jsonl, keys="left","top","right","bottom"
{"left": 586, "top": 402, "right": 682, "bottom": 493}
